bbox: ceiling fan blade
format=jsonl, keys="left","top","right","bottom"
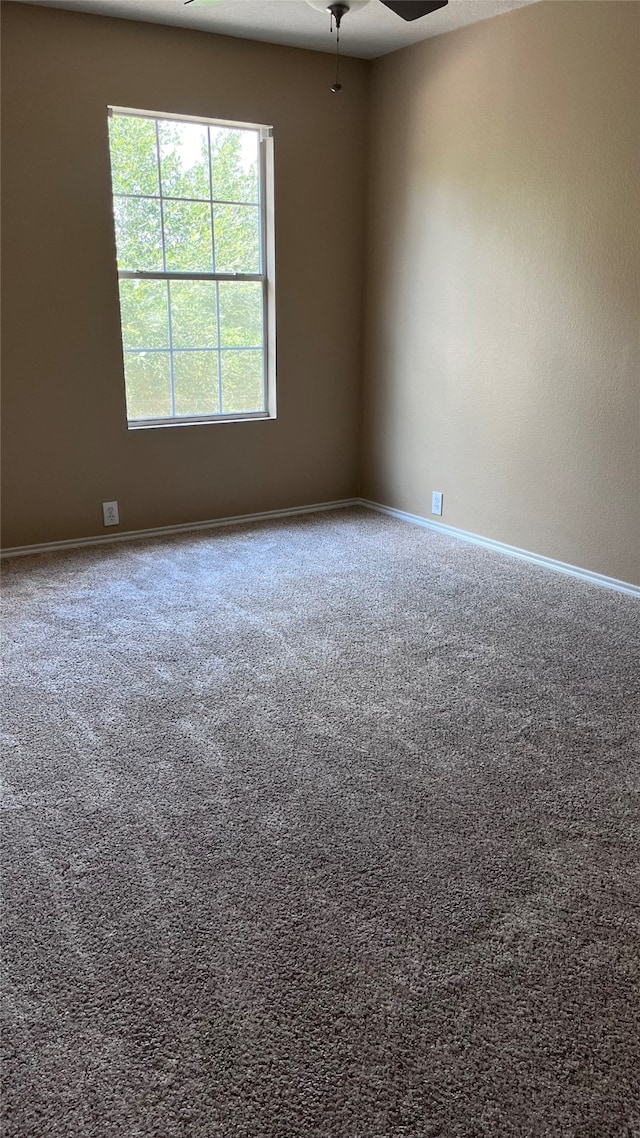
{"left": 380, "top": 0, "right": 448, "bottom": 21}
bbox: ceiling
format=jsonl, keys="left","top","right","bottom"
{"left": 15, "top": 0, "right": 539, "bottom": 59}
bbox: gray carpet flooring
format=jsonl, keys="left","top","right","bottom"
{"left": 2, "top": 507, "right": 639, "bottom": 1137}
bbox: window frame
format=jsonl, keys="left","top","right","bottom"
{"left": 108, "top": 106, "right": 276, "bottom": 429}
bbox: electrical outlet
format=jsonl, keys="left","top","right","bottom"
{"left": 431, "top": 491, "right": 443, "bottom": 517}
{"left": 102, "top": 501, "right": 119, "bottom": 527}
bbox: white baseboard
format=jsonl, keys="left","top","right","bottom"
{"left": 0, "top": 498, "right": 360, "bottom": 559}
{"left": 3, "top": 496, "right": 638, "bottom": 597}
{"left": 357, "top": 498, "right": 640, "bottom": 598}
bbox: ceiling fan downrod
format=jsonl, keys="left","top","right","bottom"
{"left": 328, "top": 2, "right": 349, "bottom": 92}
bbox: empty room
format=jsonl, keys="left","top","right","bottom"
{"left": 1, "top": 0, "right": 639, "bottom": 1134}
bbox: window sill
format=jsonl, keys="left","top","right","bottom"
{"left": 127, "top": 411, "right": 274, "bottom": 430}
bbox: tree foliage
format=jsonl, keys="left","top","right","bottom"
{"left": 108, "top": 114, "right": 264, "bottom": 419}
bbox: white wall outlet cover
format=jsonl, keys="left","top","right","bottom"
{"left": 102, "top": 501, "right": 119, "bottom": 526}
{"left": 431, "top": 491, "right": 443, "bottom": 516}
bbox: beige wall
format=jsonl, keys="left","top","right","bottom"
{"left": 362, "top": 0, "right": 640, "bottom": 585}
{"left": 1, "top": 3, "right": 368, "bottom": 546}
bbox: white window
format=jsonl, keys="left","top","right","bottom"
{"left": 108, "top": 108, "right": 275, "bottom": 428}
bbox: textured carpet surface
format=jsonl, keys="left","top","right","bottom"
{"left": 2, "top": 508, "right": 639, "bottom": 1138}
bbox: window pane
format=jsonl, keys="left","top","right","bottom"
{"left": 159, "top": 120, "right": 210, "bottom": 200}
{"left": 218, "top": 281, "right": 263, "bottom": 348}
{"left": 109, "top": 115, "right": 159, "bottom": 197}
{"left": 174, "top": 351, "right": 219, "bottom": 417}
{"left": 220, "top": 350, "right": 263, "bottom": 414}
{"left": 170, "top": 281, "right": 218, "bottom": 349}
{"left": 163, "top": 201, "right": 213, "bottom": 272}
{"left": 124, "top": 351, "right": 171, "bottom": 420}
{"left": 213, "top": 205, "right": 260, "bottom": 274}
{"left": 210, "top": 127, "right": 259, "bottom": 204}
{"left": 113, "top": 197, "right": 163, "bottom": 272}
{"left": 119, "top": 280, "right": 169, "bottom": 350}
